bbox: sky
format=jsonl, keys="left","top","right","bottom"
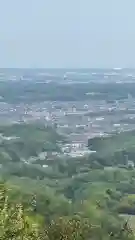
{"left": 0, "top": 0, "right": 135, "bottom": 68}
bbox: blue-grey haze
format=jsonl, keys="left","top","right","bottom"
{"left": 0, "top": 0, "right": 135, "bottom": 68}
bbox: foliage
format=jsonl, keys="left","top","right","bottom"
{"left": 1, "top": 80, "right": 135, "bottom": 103}
{"left": 0, "top": 183, "right": 133, "bottom": 240}
{"left": 0, "top": 108, "right": 135, "bottom": 238}
{"left": 0, "top": 183, "right": 40, "bottom": 239}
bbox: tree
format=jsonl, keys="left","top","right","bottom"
{"left": 0, "top": 183, "right": 40, "bottom": 240}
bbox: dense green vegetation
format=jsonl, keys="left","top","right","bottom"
{"left": 0, "top": 123, "right": 67, "bottom": 179}
{"left": 0, "top": 80, "right": 135, "bottom": 103}
{"left": 0, "top": 122, "right": 135, "bottom": 238}
{"left": 88, "top": 130, "right": 135, "bottom": 168}
{"left": 0, "top": 179, "right": 134, "bottom": 239}
{"left": 0, "top": 123, "right": 63, "bottom": 161}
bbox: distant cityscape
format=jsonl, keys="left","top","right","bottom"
{"left": 0, "top": 68, "right": 135, "bottom": 158}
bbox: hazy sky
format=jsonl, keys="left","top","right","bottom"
{"left": 0, "top": 0, "right": 135, "bottom": 68}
